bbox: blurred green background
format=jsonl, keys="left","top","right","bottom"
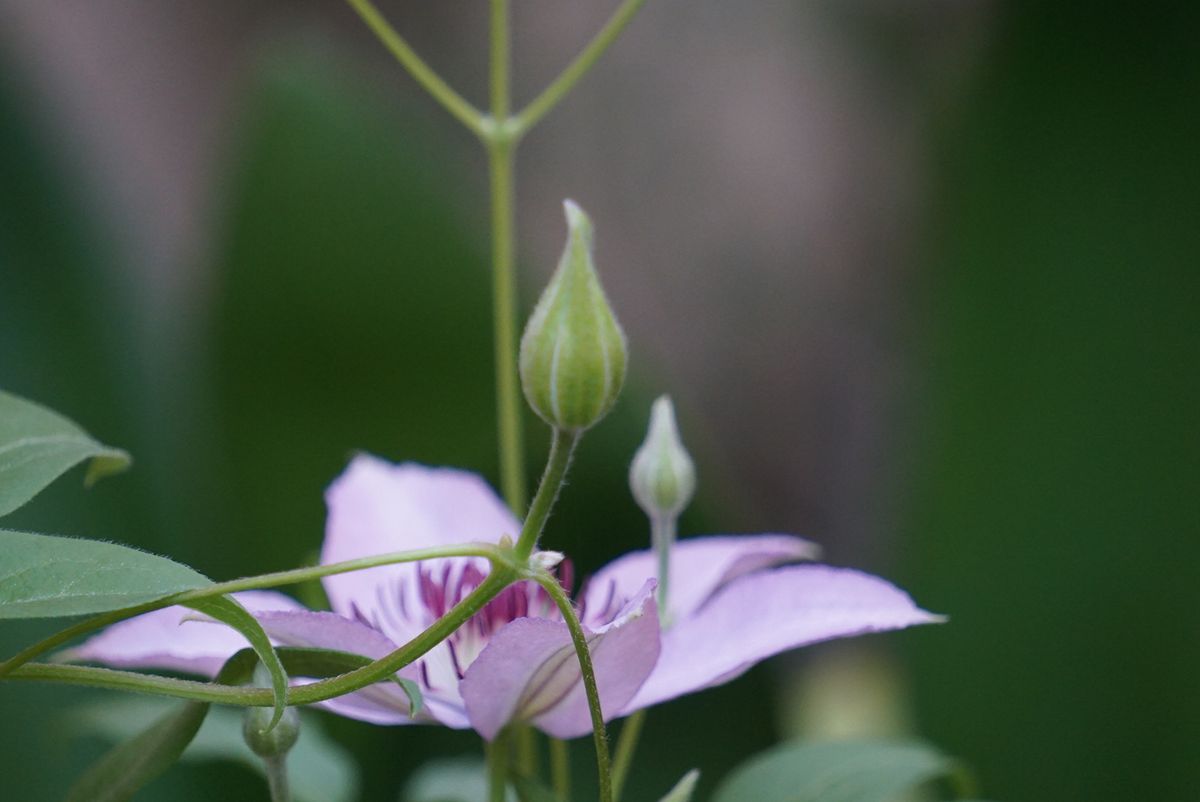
{"left": 1, "top": 2, "right": 1197, "bottom": 800}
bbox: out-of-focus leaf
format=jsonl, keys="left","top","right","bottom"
{"left": 711, "top": 739, "right": 956, "bottom": 802}
{"left": 659, "top": 769, "right": 700, "bottom": 802}
{"left": 404, "top": 756, "right": 514, "bottom": 802}
{"left": 66, "top": 699, "right": 209, "bottom": 802}
{"left": 0, "top": 529, "right": 208, "bottom": 619}
{"left": 0, "top": 389, "right": 129, "bottom": 517}
{"left": 185, "top": 595, "right": 288, "bottom": 728}
{"left": 63, "top": 652, "right": 258, "bottom": 802}
{"left": 72, "top": 698, "right": 357, "bottom": 802}
{"left": 512, "top": 774, "right": 560, "bottom": 802}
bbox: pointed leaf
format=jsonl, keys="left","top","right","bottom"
{"left": 66, "top": 699, "right": 209, "bottom": 802}
{"left": 660, "top": 770, "right": 700, "bottom": 802}
{"left": 187, "top": 595, "right": 289, "bottom": 729}
{"left": 711, "top": 739, "right": 959, "bottom": 802}
{"left": 0, "top": 529, "right": 210, "bottom": 619}
{"left": 71, "top": 698, "right": 357, "bottom": 802}
{"left": 64, "top": 650, "right": 257, "bottom": 802}
{"left": 0, "top": 389, "right": 130, "bottom": 517}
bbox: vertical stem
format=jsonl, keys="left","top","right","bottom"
{"left": 514, "top": 428, "right": 579, "bottom": 559}
{"left": 535, "top": 576, "right": 613, "bottom": 802}
{"left": 550, "top": 738, "right": 572, "bottom": 801}
{"left": 513, "top": 723, "right": 539, "bottom": 779}
{"left": 651, "top": 515, "right": 676, "bottom": 622}
{"left": 264, "top": 755, "right": 291, "bottom": 802}
{"left": 490, "top": 0, "right": 512, "bottom": 121}
{"left": 489, "top": 141, "right": 526, "bottom": 513}
{"left": 488, "top": 0, "right": 525, "bottom": 514}
{"left": 487, "top": 730, "right": 511, "bottom": 802}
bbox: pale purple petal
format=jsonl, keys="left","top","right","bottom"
{"left": 253, "top": 609, "right": 469, "bottom": 727}
{"left": 321, "top": 457, "right": 519, "bottom": 637}
{"left": 461, "top": 581, "right": 660, "bottom": 740}
{"left": 625, "top": 565, "right": 944, "bottom": 711}
{"left": 585, "top": 535, "right": 818, "bottom": 625}
{"left": 60, "top": 590, "right": 303, "bottom": 676}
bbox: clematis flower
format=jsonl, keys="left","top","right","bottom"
{"left": 67, "top": 456, "right": 941, "bottom": 740}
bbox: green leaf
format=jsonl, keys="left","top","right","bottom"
{"left": 0, "top": 389, "right": 130, "bottom": 517}
{"left": 186, "top": 595, "right": 289, "bottom": 729}
{"left": 67, "top": 699, "right": 209, "bottom": 802}
{"left": 0, "top": 529, "right": 210, "bottom": 619}
{"left": 64, "top": 651, "right": 257, "bottom": 802}
{"left": 660, "top": 770, "right": 701, "bottom": 802}
{"left": 512, "top": 774, "right": 562, "bottom": 802}
{"left": 711, "top": 739, "right": 959, "bottom": 802}
{"left": 71, "top": 698, "right": 358, "bottom": 802}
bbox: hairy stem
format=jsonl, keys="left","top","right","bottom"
{"left": 0, "top": 543, "right": 499, "bottom": 678}
{"left": 8, "top": 570, "right": 514, "bottom": 707}
{"left": 514, "top": 429, "right": 579, "bottom": 559}
{"left": 534, "top": 574, "right": 613, "bottom": 802}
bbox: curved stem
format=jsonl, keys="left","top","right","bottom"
{"left": 609, "top": 709, "right": 645, "bottom": 802}
{"left": 0, "top": 543, "right": 499, "bottom": 678}
{"left": 514, "top": 429, "right": 579, "bottom": 560}
{"left": 7, "top": 570, "right": 514, "bottom": 707}
{"left": 513, "top": 0, "right": 650, "bottom": 137}
{"left": 343, "top": 0, "right": 486, "bottom": 137}
{"left": 534, "top": 574, "right": 612, "bottom": 802}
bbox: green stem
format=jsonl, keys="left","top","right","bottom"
{"left": 512, "top": 0, "right": 650, "bottom": 137}
{"left": 609, "top": 709, "right": 645, "bottom": 802}
{"left": 343, "top": 0, "right": 486, "bottom": 137}
{"left": 489, "top": 138, "right": 526, "bottom": 512}
{"left": 514, "top": 429, "right": 579, "bottom": 560}
{"left": 264, "top": 755, "right": 291, "bottom": 802}
{"left": 490, "top": 0, "right": 512, "bottom": 121}
{"left": 651, "top": 515, "right": 676, "bottom": 622}
{"left": 550, "top": 738, "right": 571, "bottom": 801}
{"left": 487, "top": 729, "right": 511, "bottom": 802}
{"left": 513, "top": 724, "right": 539, "bottom": 780}
{"left": 0, "top": 543, "right": 499, "bottom": 678}
{"left": 7, "top": 570, "right": 514, "bottom": 707}
{"left": 534, "top": 574, "right": 612, "bottom": 802}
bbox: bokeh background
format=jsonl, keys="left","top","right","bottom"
{"left": 1, "top": 1, "right": 1197, "bottom": 800}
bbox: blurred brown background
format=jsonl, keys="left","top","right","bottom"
{"left": 1, "top": 2, "right": 1196, "bottom": 800}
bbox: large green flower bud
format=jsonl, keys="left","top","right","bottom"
{"left": 519, "top": 200, "right": 628, "bottom": 432}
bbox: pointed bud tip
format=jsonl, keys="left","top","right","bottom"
{"left": 630, "top": 395, "right": 697, "bottom": 521}
{"left": 519, "top": 200, "right": 627, "bottom": 432}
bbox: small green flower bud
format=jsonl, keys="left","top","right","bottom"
{"left": 629, "top": 396, "right": 696, "bottom": 522}
{"left": 243, "top": 704, "right": 301, "bottom": 759}
{"left": 519, "top": 200, "right": 628, "bottom": 432}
